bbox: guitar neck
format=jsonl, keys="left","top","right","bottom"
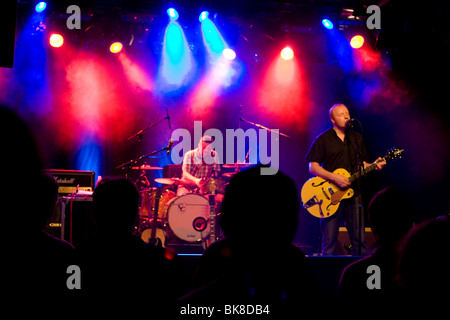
{"left": 349, "top": 158, "right": 383, "bottom": 183}
{"left": 150, "top": 190, "right": 161, "bottom": 239}
{"left": 208, "top": 195, "right": 216, "bottom": 244}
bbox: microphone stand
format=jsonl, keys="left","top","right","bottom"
{"left": 115, "top": 144, "right": 171, "bottom": 170}
{"left": 240, "top": 116, "right": 293, "bottom": 140}
{"left": 347, "top": 119, "right": 365, "bottom": 256}
{"left": 127, "top": 116, "right": 168, "bottom": 141}
{"left": 125, "top": 115, "right": 169, "bottom": 173}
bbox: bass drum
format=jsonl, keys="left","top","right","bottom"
{"left": 164, "top": 194, "right": 210, "bottom": 242}
{"left": 139, "top": 188, "right": 176, "bottom": 220}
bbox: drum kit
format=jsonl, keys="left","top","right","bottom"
{"left": 115, "top": 110, "right": 274, "bottom": 249}
{"left": 129, "top": 163, "right": 252, "bottom": 248}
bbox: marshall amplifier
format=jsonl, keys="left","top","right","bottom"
{"left": 44, "top": 169, "right": 95, "bottom": 195}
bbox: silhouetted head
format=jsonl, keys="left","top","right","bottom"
{"left": 397, "top": 216, "right": 450, "bottom": 296}
{"left": 368, "top": 186, "right": 415, "bottom": 244}
{"left": 93, "top": 177, "right": 139, "bottom": 236}
{"left": 0, "top": 106, "right": 43, "bottom": 233}
{"left": 220, "top": 165, "right": 299, "bottom": 247}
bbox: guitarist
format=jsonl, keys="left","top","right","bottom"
{"left": 306, "top": 104, "right": 385, "bottom": 255}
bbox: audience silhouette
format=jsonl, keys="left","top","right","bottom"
{"left": 3, "top": 105, "right": 448, "bottom": 315}
{"left": 337, "top": 186, "right": 415, "bottom": 311}
{"left": 396, "top": 215, "right": 450, "bottom": 313}
{"left": 82, "top": 176, "right": 182, "bottom": 312}
{"left": 180, "top": 165, "right": 319, "bottom": 317}
{"left": 1, "top": 107, "right": 77, "bottom": 308}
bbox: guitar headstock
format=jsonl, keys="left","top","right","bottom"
{"left": 383, "top": 147, "right": 404, "bottom": 162}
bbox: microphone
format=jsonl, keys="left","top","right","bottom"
{"left": 345, "top": 118, "right": 357, "bottom": 127}
{"left": 166, "top": 107, "right": 172, "bottom": 130}
{"left": 166, "top": 139, "right": 174, "bottom": 156}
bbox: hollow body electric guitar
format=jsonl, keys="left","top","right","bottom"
{"left": 301, "top": 148, "right": 404, "bottom": 218}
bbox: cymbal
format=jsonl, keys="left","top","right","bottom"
{"left": 222, "top": 172, "right": 237, "bottom": 178}
{"left": 154, "top": 178, "right": 176, "bottom": 185}
{"left": 131, "top": 165, "right": 163, "bottom": 170}
{"left": 222, "top": 163, "right": 253, "bottom": 168}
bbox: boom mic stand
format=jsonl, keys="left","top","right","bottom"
{"left": 115, "top": 143, "right": 172, "bottom": 170}
{"left": 240, "top": 115, "right": 293, "bottom": 140}
{"left": 347, "top": 119, "right": 365, "bottom": 256}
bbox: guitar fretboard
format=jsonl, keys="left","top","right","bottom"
{"left": 349, "top": 159, "right": 382, "bottom": 183}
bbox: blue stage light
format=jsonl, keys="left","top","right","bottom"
{"left": 201, "top": 18, "right": 225, "bottom": 55}
{"left": 167, "top": 8, "right": 179, "bottom": 20}
{"left": 35, "top": 2, "right": 47, "bottom": 13}
{"left": 158, "top": 21, "right": 194, "bottom": 88}
{"left": 322, "top": 19, "right": 334, "bottom": 30}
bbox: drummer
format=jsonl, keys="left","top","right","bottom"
{"left": 179, "top": 135, "right": 222, "bottom": 201}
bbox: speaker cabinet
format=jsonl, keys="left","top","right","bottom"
{"left": 337, "top": 227, "right": 374, "bottom": 255}
{"left": 45, "top": 197, "right": 94, "bottom": 249}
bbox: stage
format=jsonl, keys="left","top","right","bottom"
{"left": 1, "top": 1, "right": 449, "bottom": 313}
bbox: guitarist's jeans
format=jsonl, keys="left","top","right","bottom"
{"left": 320, "top": 195, "right": 366, "bottom": 256}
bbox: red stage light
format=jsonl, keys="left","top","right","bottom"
{"left": 350, "top": 35, "right": 365, "bottom": 49}
{"left": 110, "top": 42, "right": 123, "bottom": 54}
{"left": 280, "top": 47, "right": 294, "bottom": 60}
{"left": 49, "top": 33, "right": 64, "bottom": 48}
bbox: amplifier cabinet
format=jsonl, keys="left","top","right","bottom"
{"left": 44, "top": 169, "right": 95, "bottom": 195}
{"left": 45, "top": 196, "right": 94, "bottom": 249}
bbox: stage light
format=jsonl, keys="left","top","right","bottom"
{"left": 110, "top": 42, "right": 123, "bottom": 54}
{"left": 167, "top": 8, "right": 179, "bottom": 20}
{"left": 158, "top": 20, "right": 194, "bottom": 88}
{"left": 35, "top": 2, "right": 47, "bottom": 13}
{"left": 350, "top": 35, "right": 365, "bottom": 49}
{"left": 280, "top": 47, "right": 294, "bottom": 60}
{"left": 201, "top": 17, "right": 226, "bottom": 55}
{"left": 222, "top": 48, "right": 236, "bottom": 60}
{"left": 321, "top": 19, "right": 334, "bottom": 30}
{"left": 49, "top": 33, "right": 64, "bottom": 48}
{"left": 199, "top": 11, "right": 209, "bottom": 22}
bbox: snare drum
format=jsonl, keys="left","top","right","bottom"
{"left": 163, "top": 194, "right": 210, "bottom": 242}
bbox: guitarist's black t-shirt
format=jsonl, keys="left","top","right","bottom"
{"left": 306, "top": 127, "right": 368, "bottom": 174}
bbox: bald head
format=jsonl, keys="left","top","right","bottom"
{"left": 329, "top": 104, "right": 350, "bottom": 129}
